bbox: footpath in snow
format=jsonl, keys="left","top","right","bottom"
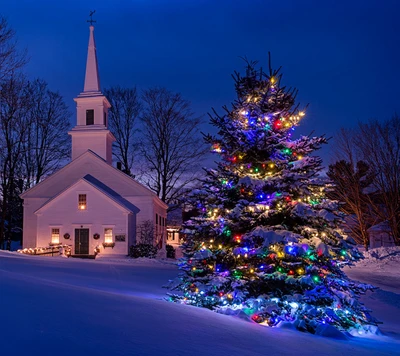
{"left": 0, "top": 248, "right": 399, "bottom": 356}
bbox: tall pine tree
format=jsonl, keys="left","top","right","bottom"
{"left": 169, "top": 59, "right": 377, "bottom": 335}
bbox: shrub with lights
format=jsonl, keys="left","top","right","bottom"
{"left": 168, "top": 59, "right": 377, "bottom": 335}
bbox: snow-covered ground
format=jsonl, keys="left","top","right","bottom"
{"left": 343, "top": 247, "right": 400, "bottom": 343}
{"left": 1, "top": 248, "right": 400, "bottom": 356}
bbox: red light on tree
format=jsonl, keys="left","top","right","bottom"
{"left": 273, "top": 120, "right": 282, "bottom": 130}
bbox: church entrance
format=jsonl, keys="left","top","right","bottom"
{"left": 75, "top": 228, "right": 89, "bottom": 254}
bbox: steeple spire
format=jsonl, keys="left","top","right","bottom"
{"left": 69, "top": 16, "right": 115, "bottom": 165}
{"left": 83, "top": 25, "right": 101, "bottom": 93}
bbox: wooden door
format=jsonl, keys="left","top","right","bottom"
{"left": 75, "top": 229, "right": 89, "bottom": 254}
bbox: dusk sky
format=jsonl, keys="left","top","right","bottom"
{"left": 2, "top": 0, "right": 400, "bottom": 163}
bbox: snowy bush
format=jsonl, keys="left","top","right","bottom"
{"left": 129, "top": 243, "right": 158, "bottom": 259}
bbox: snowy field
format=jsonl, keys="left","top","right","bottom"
{"left": 1, "top": 248, "right": 400, "bottom": 356}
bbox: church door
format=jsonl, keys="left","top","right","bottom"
{"left": 75, "top": 229, "right": 89, "bottom": 254}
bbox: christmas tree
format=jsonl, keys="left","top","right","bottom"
{"left": 169, "top": 59, "right": 377, "bottom": 335}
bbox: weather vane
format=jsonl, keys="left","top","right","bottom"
{"left": 87, "top": 10, "right": 96, "bottom": 26}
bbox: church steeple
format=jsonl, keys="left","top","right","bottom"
{"left": 83, "top": 26, "right": 101, "bottom": 93}
{"left": 68, "top": 19, "right": 115, "bottom": 165}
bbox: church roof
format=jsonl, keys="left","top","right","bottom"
{"left": 82, "top": 174, "right": 140, "bottom": 213}
{"left": 34, "top": 174, "right": 140, "bottom": 215}
{"left": 21, "top": 150, "right": 168, "bottom": 209}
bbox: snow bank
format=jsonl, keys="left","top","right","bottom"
{"left": 362, "top": 246, "right": 400, "bottom": 262}
{"left": 344, "top": 246, "right": 400, "bottom": 293}
{"left": 1, "top": 251, "right": 400, "bottom": 355}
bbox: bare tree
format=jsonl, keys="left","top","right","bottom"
{"left": 0, "top": 16, "right": 26, "bottom": 80}
{"left": 0, "top": 16, "right": 26, "bottom": 248}
{"left": 139, "top": 87, "right": 207, "bottom": 207}
{"left": 138, "top": 220, "right": 155, "bottom": 245}
{"left": 327, "top": 160, "right": 375, "bottom": 250}
{"left": 354, "top": 117, "right": 400, "bottom": 245}
{"left": 103, "top": 86, "right": 141, "bottom": 175}
{"left": 333, "top": 127, "right": 359, "bottom": 165}
{"left": 0, "top": 77, "right": 71, "bottom": 248}
{"left": 22, "top": 79, "right": 71, "bottom": 188}
{"left": 333, "top": 117, "right": 400, "bottom": 245}
{"left": 0, "top": 75, "right": 30, "bottom": 248}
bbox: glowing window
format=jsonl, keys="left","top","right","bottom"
{"left": 79, "top": 194, "right": 87, "bottom": 210}
{"left": 51, "top": 228, "right": 60, "bottom": 244}
{"left": 104, "top": 228, "right": 113, "bottom": 243}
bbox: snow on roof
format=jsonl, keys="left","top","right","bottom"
{"left": 368, "top": 221, "right": 391, "bottom": 232}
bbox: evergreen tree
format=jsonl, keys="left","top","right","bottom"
{"left": 169, "top": 59, "right": 377, "bottom": 334}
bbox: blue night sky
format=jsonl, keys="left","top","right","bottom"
{"left": 2, "top": 0, "right": 400, "bottom": 164}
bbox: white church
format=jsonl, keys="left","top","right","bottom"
{"left": 20, "top": 24, "right": 168, "bottom": 256}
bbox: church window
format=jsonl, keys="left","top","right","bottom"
{"left": 51, "top": 228, "right": 60, "bottom": 244}
{"left": 86, "top": 109, "right": 94, "bottom": 125}
{"left": 103, "top": 112, "right": 107, "bottom": 126}
{"left": 104, "top": 228, "right": 113, "bottom": 243}
{"left": 79, "top": 194, "right": 87, "bottom": 210}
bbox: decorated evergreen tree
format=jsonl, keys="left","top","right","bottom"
{"left": 169, "top": 58, "right": 378, "bottom": 335}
